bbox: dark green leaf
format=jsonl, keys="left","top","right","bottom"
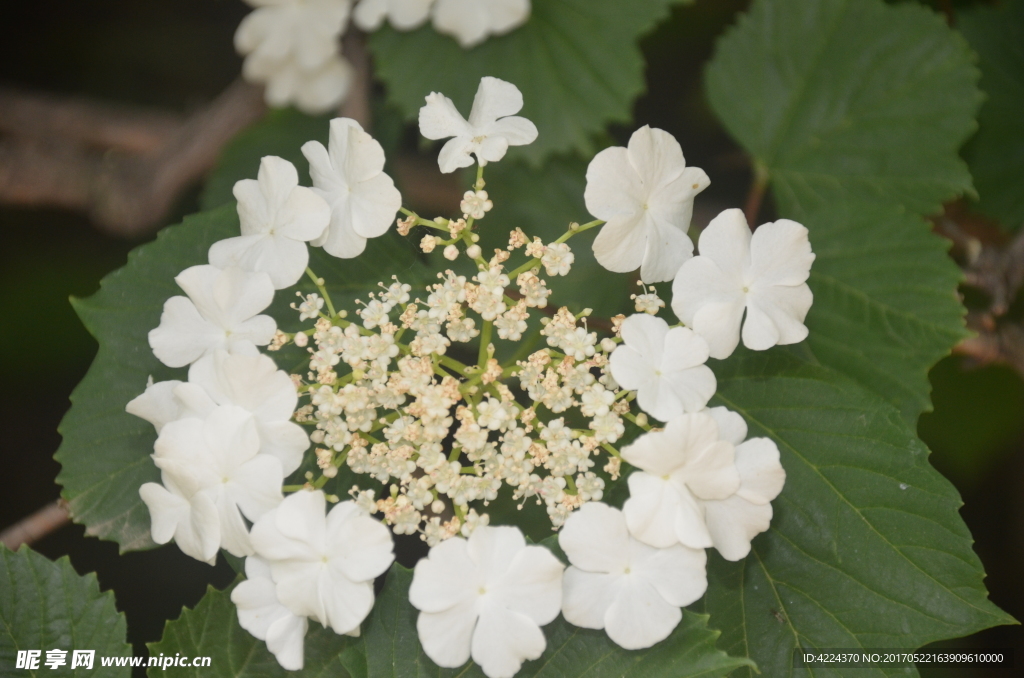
{"left": 960, "top": 0, "right": 1024, "bottom": 229}
{"left": 56, "top": 203, "right": 429, "bottom": 550}
{"left": 0, "top": 545, "right": 130, "bottom": 677}
{"left": 705, "top": 0, "right": 978, "bottom": 423}
{"left": 369, "top": 0, "right": 686, "bottom": 165}
{"left": 361, "top": 563, "right": 752, "bottom": 678}
{"left": 200, "top": 109, "right": 331, "bottom": 211}
{"left": 147, "top": 580, "right": 361, "bottom": 677}
{"left": 701, "top": 351, "right": 1014, "bottom": 677}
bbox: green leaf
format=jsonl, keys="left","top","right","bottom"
{"left": 701, "top": 352, "right": 1014, "bottom": 678}
{"left": 56, "top": 203, "right": 429, "bottom": 550}
{"left": 0, "top": 545, "right": 131, "bottom": 677}
{"left": 200, "top": 109, "right": 331, "bottom": 211}
{"left": 360, "top": 563, "right": 752, "bottom": 678}
{"left": 705, "top": 0, "right": 979, "bottom": 423}
{"left": 147, "top": 581, "right": 362, "bottom": 677}
{"left": 960, "top": 0, "right": 1024, "bottom": 229}
{"left": 369, "top": 0, "right": 685, "bottom": 165}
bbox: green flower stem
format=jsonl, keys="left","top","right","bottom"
{"left": 305, "top": 267, "right": 337, "bottom": 318}
{"left": 477, "top": 321, "right": 493, "bottom": 368}
{"left": 565, "top": 474, "right": 578, "bottom": 495}
{"left": 601, "top": 442, "right": 621, "bottom": 458}
{"left": 623, "top": 411, "right": 650, "bottom": 431}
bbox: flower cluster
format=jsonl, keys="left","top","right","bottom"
{"left": 235, "top": 0, "right": 532, "bottom": 113}
{"left": 128, "top": 76, "right": 812, "bottom": 677}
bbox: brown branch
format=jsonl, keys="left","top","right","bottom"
{"left": 1, "top": 501, "right": 70, "bottom": 550}
{"left": 744, "top": 163, "right": 769, "bottom": 227}
{"left": 0, "top": 79, "right": 267, "bottom": 236}
{"left": 340, "top": 29, "right": 372, "bottom": 130}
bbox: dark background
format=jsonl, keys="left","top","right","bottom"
{"left": 1, "top": 1, "right": 1020, "bottom": 675}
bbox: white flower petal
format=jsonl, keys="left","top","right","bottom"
{"left": 416, "top": 600, "right": 477, "bottom": 669}
{"left": 734, "top": 437, "right": 786, "bottom": 505}
{"left": 419, "top": 92, "right": 471, "bottom": 140}
{"left": 469, "top": 75, "right": 524, "bottom": 127}
{"left": 632, "top": 541, "right": 707, "bottom": 608}
{"left": 493, "top": 546, "right": 563, "bottom": 625}
{"left": 560, "top": 567, "right": 620, "bottom": 630}
{"left": 410, "top": 538, "right": 480, "bottom": 613}
{"left": 148, "top": 297, "right": 222, "bottom": 367}
{"left": 126, "top": 379, "right": 184, "bottom": 433}
{"left": 622, "top": 473, "right": 683, "bottom": 549}
{"left": 325, "top": 502, "right": 395, "bottom": 582}
{"left": 639, "top": 218, "right": 694, "bottom": 284}
{"left": 744, "top": 283, "right": 812, "bottom": 350}
{"left": 748, "top": 219, "right": 814, "bottom": 287}
{"left": 704, "top": 496, "right": 772, "bottom": 561}
{"left": 265, "top": 611, "right": 308, "bottom": 671}
{"left": 603, "top": 576, "right": 682, "bottom": 651}
{"left": 467, "top": 525, "right": 526, "bottom": 580}
{"left": 704, "top": 406, "right": 747, "bottom": 446}
{"left": 558, "top": 502, "right": 630, "bottom": 573}
{"left": 471, "top": 603, "right": 546, "bottom": 678}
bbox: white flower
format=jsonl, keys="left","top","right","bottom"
{"left": 621, "top": 412, "right": 739, "bottom": 549}
{"left": 461, "top": 190, "right": 493, "bottom": 219}
{"left": 418, "top": 77, "right": 538, "bottom": 173}
{"left": 354, "top": 0, "right": 435, "bottom": 31}
{"left": 541, "top": 242, "right": 573, "bottom": 277}
{"left": 140, "top": 406, "right": 285, "bottom": 562}
{"left": 210, "top": 156, "right": 331, "bottom": 289}
{"left": 249, "top": 490, "right": 395, "bottom": 635}
{"left": 175, "top": 351, "right": 310, "bottom": 475}
{"left": 609, "top": 314, "right": 716, "bottom": 422}
{"left": 700, "top": 407, "right": 786, "bottom": 561}
{"left": 432, "top": 0, "right": 530, "bottom": 48}
{"left": 301, "top": 118, "right": 403, "bottom": 258}
{"left": 586, "top": 126, "right": 710, "bottom": 283}
{"left": 148, "top": 265, "right": 277, "bottom": 368}
{"left": 263, "top": 54, "right": 354, "bottom": 115}
{"left": 671, "top": 208, "right": 815, "bottom": 359}
{"left": 559, "top": 502, "right": 706, "bottom": 650}
{"left": 409, "top": 525, "right": 563, "bottom": 678}
{"left": 231, "top": 556, "right": 308, "bottom": 671}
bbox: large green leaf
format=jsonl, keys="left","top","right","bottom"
{"left": 705, "top": 0, "right": 978, "bottom": 423}
{"left": 701, "top": 352, "right": 1013, "bottom": 678}
{"left": 147, "top": 581, "right": 363, "bottom": 677}
{"left": 960, "top": 0, "right": 1024, "bottom": 229}
{"left": 360, "top": 563, "right": 752, "bottom": 678}
{"left": 56, "top": 204, "right": 429, "bottom": 550}
{"left": 0, "top": 546, "right": 131, "bottom": 677}
{"left": 369, "top": 0, "right": 686, "bottom": 165}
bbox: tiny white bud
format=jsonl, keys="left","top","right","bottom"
{"left": 471, "top": 234, "right": 480, "bottom": 243}
{"left": 600, "top": 338, "right": 617, "bottom": 353}
{"left": 443, "top": 244, "right": 460, "bottom": 260}
{"left": 310, "top": 430, "right": 325, "bottom": 443}
{"left": 431, "top": 499, "right": 445, "bottom": 514}
{"left": 635, "top": 413, "right": 648, "bottom": 427}
{"left": 466, "top": 244, "right": 482, "bottom": 259}
{"left": 293, "top": 332, "right": 309, "bottom": 347}
{"left": 322, "top": 465, "right": 338, "bottom": 478}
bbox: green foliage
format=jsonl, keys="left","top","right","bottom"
{"left": 0, "top": 546, "right": 130, "bottom": 677}
{"left": 147, "top": 581, "right": 363, "bottom": 677}
{"left": 369, "top": 0, "right": 685, "bottom": 165}
{"left": 200, "top": 109, "right": 331, "bottom": 211}
{"left": 702, "top": 352, "right": 1013, "bottom": 677}
{"left": 960, "top": 0, "right": 1024, "bottom": 229}
{"left": 706, "top": 0, "right": 978, "bottom": 423}
{"left": 55, "top": 204, "right": 429, "bottom": 550}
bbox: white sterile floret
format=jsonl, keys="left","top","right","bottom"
{"left": 559, "top": 502, "right": 706, "bottom": 650}
{"left": 621, "top": 411, "right": 739, "bottom": 549}
{"left": 140, "top": 406, "right": 285, "bottom": 563}
{"left": 231, "top": 556, "right": 308, "bottom": 671}
{"left": 250, "top": 490, "right": 395, "bottom": 636}
{"left": 672, "top": 208, "right": 815, "bottom": 360}
{"left": 126, "top": 378, "right": 190, "bottom": 433}
{"left": 461, "top": 190, "right": 493, "bottom": 219}
{"left": 541, "top": 242, "right": 573, "bottom": 276}
{"left": 700, "top": 406, "right": 786, "bottom": 560}
{"left": 586, "top": 126, "right": 710, "bottom": 283}
{"left": 263, "top": 54, "right": 354, "bottom": 115}
{"left": 409, "top": 525, "right": 563, "bottom": 678}
{"left": 175, "top": 351, "right": 310, "bottom": 475}
{"left": 302, "top": 118, "right": 403, "bottom": 259}
{"left": 419, "top": 77, "right": 538, "bottom": 173}
{"left": 432, "top": 0, "right": 530, "bottom": 48}
{"left": 354, "top": 0, "right": 435, "bottom": 31}
{"left": 295, "top": 292, "right": 324, "bottom": 320}
{"left": 210, "top": 156, "right": 331, "bottom": 289}
{"left": 609, "top": 314, "right": 716, "bottom": 422}
{"left": 148, "top": 265, "right": 277, "bottom": 368}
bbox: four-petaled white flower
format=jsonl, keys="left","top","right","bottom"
{"left": 621, "top": 412, "right": 739, "bottom": 549}
{"left": 609, "top": 314, "right": 716, "bottom": 422}
{"left": 419, "top": 77, "right": 538, "bottom": 174}
{"left": 354, "top": 0, "right": 435, "bottom": 31}
{"left": 301, "top": 118, "right": 403, "bottom": 259}
{"left": 672, "top": 208, "right": 815, "bottom": 360}
{"left": 586, "top": 126, "right": 710, "bottom": 284}
{"left": 210, "top": 156, "right": 331, "bottom": 289}
{"left": 432, "top": 0, "right": 530, "bottom": 48}
{"left": 175, "top": 351, "right": 310, "bottom": 475}
{"left": 140, "top": 406, "right": 285, "bottom": 563}
{"left": 231, "top": 556, "right": 309, "bottom": 671}
{"left": 559, "top": 502, "right": 707, "bottom": 650}
{"left": 148, "top": 265, "right": 277, "bottom": 368}
{"left": 250, "top": 490, "right": 395, "bottom": 635}
{"left": 409, "top": 525, "right": 563, "bottom": 678}
{"left": 700, "top": 407, "right": 786, "bottom": 561}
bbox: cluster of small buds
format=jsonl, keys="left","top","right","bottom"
{"left": 291, "top": 216, "right": 631, "bottom": 542}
